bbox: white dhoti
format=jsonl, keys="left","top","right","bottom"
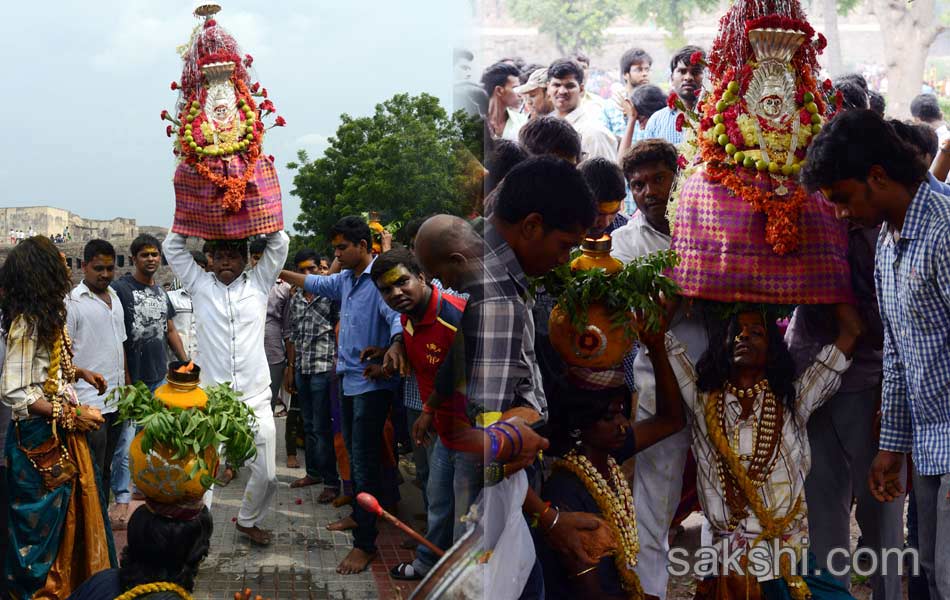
{"left": 632, "top": 402, "right": 691, "bottom": 599}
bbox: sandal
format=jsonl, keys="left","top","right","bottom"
{"left": 318, "top": 487, "right": 340, "bottom": 504}
{"left": 290, "top": 475, "right": 321, "bottom": 489}
{"left": 390, "top": 562, "right": 424, "bottom": 581}
{"left": 286, "top": 455, "right": 300, "bottom": 469}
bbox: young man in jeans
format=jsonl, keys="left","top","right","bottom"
{"left": 368, "top": 248, "right": 467, "bottom": 581}
{"left": 280, "top": 216, "right": 404, "bottom": 575}
{"left": 285, "top": 249, "right": 340, "bottom": 503}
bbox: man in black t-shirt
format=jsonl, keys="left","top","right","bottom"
{"left": 109, "top": 234, "right": 188, "bottom": 529}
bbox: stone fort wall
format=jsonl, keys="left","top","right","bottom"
{"left": 1, "top": 206, "right": 138, "bottom": 242}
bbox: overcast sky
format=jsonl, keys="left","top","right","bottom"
{"left": 0, "top": 0, "right": 469, "bottom": 230}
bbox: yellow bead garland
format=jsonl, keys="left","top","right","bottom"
{"left": 114, "top": 581, "right": 193, "bottom": 600}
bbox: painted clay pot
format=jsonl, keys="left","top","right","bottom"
{"left": 129, "top": 433, "right": 218, "bottom": 504}
{"left": 548, "top": 236, "right": 634, "bottom": 369}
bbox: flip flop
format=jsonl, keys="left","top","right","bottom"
{"left": 390, "top": 562, "right": 424, "bottom": 581}
{"left": 290, "top": 475, "right": 321, "bottom": 489}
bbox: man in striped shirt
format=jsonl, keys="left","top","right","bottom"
{"left": 803, "top": 109, "right": 950, "bottom": 600}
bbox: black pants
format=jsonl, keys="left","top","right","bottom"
{"left": 85, "top": 412, "right": 122, "bottom": 497}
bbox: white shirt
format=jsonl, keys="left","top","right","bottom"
{"left": 162, "top": 231, "right": 289, "bottom": 397}
{"left": 611, "top": 212, "right": 708, "bottom": 413}
{"left": 667, "top": 335, "right": 850, "bottom": 580}
{"left": 66, "top": 281, "right": 127, "bottom": 413}
{"left": 502, "top": 108, "right": 527, "bottom": 141}
{"left": 167, "top": 288, "right": 199, "bottom": 364}
{"left": 562, "top": 101, "right": 618, "bottom": 161}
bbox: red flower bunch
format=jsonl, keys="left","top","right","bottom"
{"left": 260, "top": 99, "right": 275, "bottom": 113}
{"left": 171, "top": 81, "right": 179, "bottom": 91}
{"left": 822, "top": 79, "right": 833, "bottom": 92}
{"left": 744, "top": 15, "right": 814, "bottom": 40}
{"left": 689, "top": 51, "right": 706, "bottom": 66}
{"left": 268, "top": 155, "right": 275, "bottom": 163}
{"left": 815, "top": 33, "right": 827, "bottom": 53}
{"left": 166, "top": 125, "right": 173, "bottom": 137}
{"left": 244, "top": 54, "right": 254, "bottom": 68}
{"left": 675, "top": 113, "right": 686, "bottom": 132}
{"left": 205, "top": 19, "right": 216, "bottom": 28}
{"left": 251, "top": 82, "right": 260, "bottom": 93}
{"left": 274, "top": 116, "right": 286, "bottom": 127}
{"left": 161, "top": 109, "right": 170, "bottom": 121}
{"left": 260, "top": 88, "right": 268, "bottom": 98}
{"left": 667, "top": 91, "right": 679, "bottom": 110}
{"left": 677, "top": 155, "right": 688, "bottom": 169}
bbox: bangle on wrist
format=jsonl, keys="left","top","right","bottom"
{"left": 495, "top": 421, "right": 524, "bottom": 455}
{"left": 545, "top": 506, "right": 560, "bottom": 532}
{"left": 490, "top": 424, "right": 516, "bottom": 461}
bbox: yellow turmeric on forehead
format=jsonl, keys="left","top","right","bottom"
{"left": 381, "top": 266, "right": 405, "bottom": 286}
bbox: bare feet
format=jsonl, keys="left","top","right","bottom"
{"left": 326, "top": 515, "right": 357, "bottom": 531}
{"left": 290, "top": 475, "right": 320, "bottom": 489}
{"left": 336, "top": 547, "right": 376, "bottom": 574}
{"left": 332, "top": 494, "right": 352, "bottom": 508}
{"left": 109, "top": 502, "right": 130, "bottom": 531}
{"left": 219, "top": 466, "right": 236, "bottom": 486}
{"left": 318, "top": 487, "right": 340, "bottom": 504}
{"left": 286, "top": 454, "right": 299, "bottom": 469}
{"left": 236, "top": 523, "right": 273, "bottom": 546}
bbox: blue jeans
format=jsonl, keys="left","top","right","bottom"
{"left": 414, "top": 438, "right": 456, "bottom": 573}
{"left": 296, "top": 371, "right": 339, "bottom": 487}
{"left": 111, "top": 379, "right": 164, "bottom": 503}
{"left": 340, "top": 386, "right": 394, "bottom": 553}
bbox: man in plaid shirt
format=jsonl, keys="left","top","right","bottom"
{"left": 803, "top": 110, "right": 950, "bottom": 600}
{"left": 415, "top": 157, "right": 615, "bottom": 597}
{"left": 284, "top": 249, "right": 340, "bottom": 504}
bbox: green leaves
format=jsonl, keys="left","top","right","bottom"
{"left": 114, "top": 382, "right": 259, "bottom": 476}
{"left": 534, "top": 249, "right": 681, "bottom": 339}
{"left": 289, "top": 93, "right": 478, "bottom": 252}
{"left": 508, "top": 0, "right": 625, "bottom": 54}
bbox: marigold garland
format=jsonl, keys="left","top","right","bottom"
{"left": 702, "top": 388, "right": 810, "bottom": 600}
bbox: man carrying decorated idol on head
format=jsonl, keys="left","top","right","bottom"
{"left": 655, "top": 0, "right": 880, "bottom": 598}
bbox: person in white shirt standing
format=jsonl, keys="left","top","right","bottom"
{"left": 610, "top": 139, "right": 709, "bottom": 599}
{"left": 548, "top": 58, "right": 618, "bottom": 161}
{"left": 66, "top": 239, "right": 128, "bottom": 499}
{"left": 163, "top": 229, "right": 289, "bottom": 546}
{"left": 166, "top": 250, "right": 208, "bottom": 366}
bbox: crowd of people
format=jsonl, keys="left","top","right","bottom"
{"left": 1, "top": 37, "right": 950, "bottom": 600}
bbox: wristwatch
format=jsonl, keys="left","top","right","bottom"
{"left": 390, "top": 333, "right": 404, "bottom": 345}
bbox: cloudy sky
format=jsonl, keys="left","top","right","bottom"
{"left": 0, "top": 0, "right": 470, "bottom": 230}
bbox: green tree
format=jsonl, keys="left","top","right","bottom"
{"left": 507, "top": 0, "right": 625, "bottom": 55}
{"left": 622, "top": 0, "right": 719, "bottom": 49}
{"left": 288, "top": 93, "right": 478, "bottom": 251}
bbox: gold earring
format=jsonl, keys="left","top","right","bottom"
{"left": 734, "top": 335, "right": 742, "bottom": 344}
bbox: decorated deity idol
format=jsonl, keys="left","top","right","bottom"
{"left": 668, "top": 0, "right": 853, "bottom": 305}
{"left": 161, "top": 2, "right": 286, "bottom": 240}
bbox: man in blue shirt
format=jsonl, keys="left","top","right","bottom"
{"left": 280, "top": 216, "right": 404, "bottom": 576}
{"left": 802, "top": 110, "right": 950, "bottom": 600}
{"left": 642, "top": 45, "right": 705, "bottom": 145}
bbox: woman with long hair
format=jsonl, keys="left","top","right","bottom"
{"left": 1, "top": 236, "right": 116, "bottom": 599}
{"left": 658, "top": 304, "right": 863, "bottom": 599}
{"left": 67, "top": 505, "right": 213, "bottom": 600}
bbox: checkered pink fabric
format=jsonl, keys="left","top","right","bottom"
{"left": 670, "top": 172, "right": 853, "bottom": 304}
{"left": 172, "top": 155, "right": 283, "bottom": 240}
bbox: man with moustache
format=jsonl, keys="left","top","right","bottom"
{"left": 643, "top": 46, "right": 706, "bottom": 145}
{"left": 515, "top": 68, "right": 554, "bottom": 121}
{"left": 609, "top": 139, "right": 710, "bottom": 599}
{"left": 548, "top": 58, "right": 618, "bottom": 160}
{"left": 67, "top": 239, "right": 127, "bottom": 498}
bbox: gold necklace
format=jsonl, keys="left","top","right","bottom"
{"left": 114, "top": 582, "right": 193, "bottom": 600}
{"left": 554, "top": 451, "right": 644, "bottom": 599}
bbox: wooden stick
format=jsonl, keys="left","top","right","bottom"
{"left": 357, "top": 492, "right": 445, "bottom": 557}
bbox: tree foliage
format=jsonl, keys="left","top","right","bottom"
{"left": 288, "top": 93, "right": 479, "bottom": 252}
{"left": 622, "top": 0, "right": 719, "bottom": 49}
{"left": 507, "top": 0, "right": 626, "bottom": 55}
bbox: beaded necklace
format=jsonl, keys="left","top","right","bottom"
{"left": 114, "top": 582, "right": 192, "bottom": 600}
{"left": 553, "top": 451, "right": 643, "bottom": 600}
{"left": 702, "top": 382, "right": 810, "bottom": 600}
